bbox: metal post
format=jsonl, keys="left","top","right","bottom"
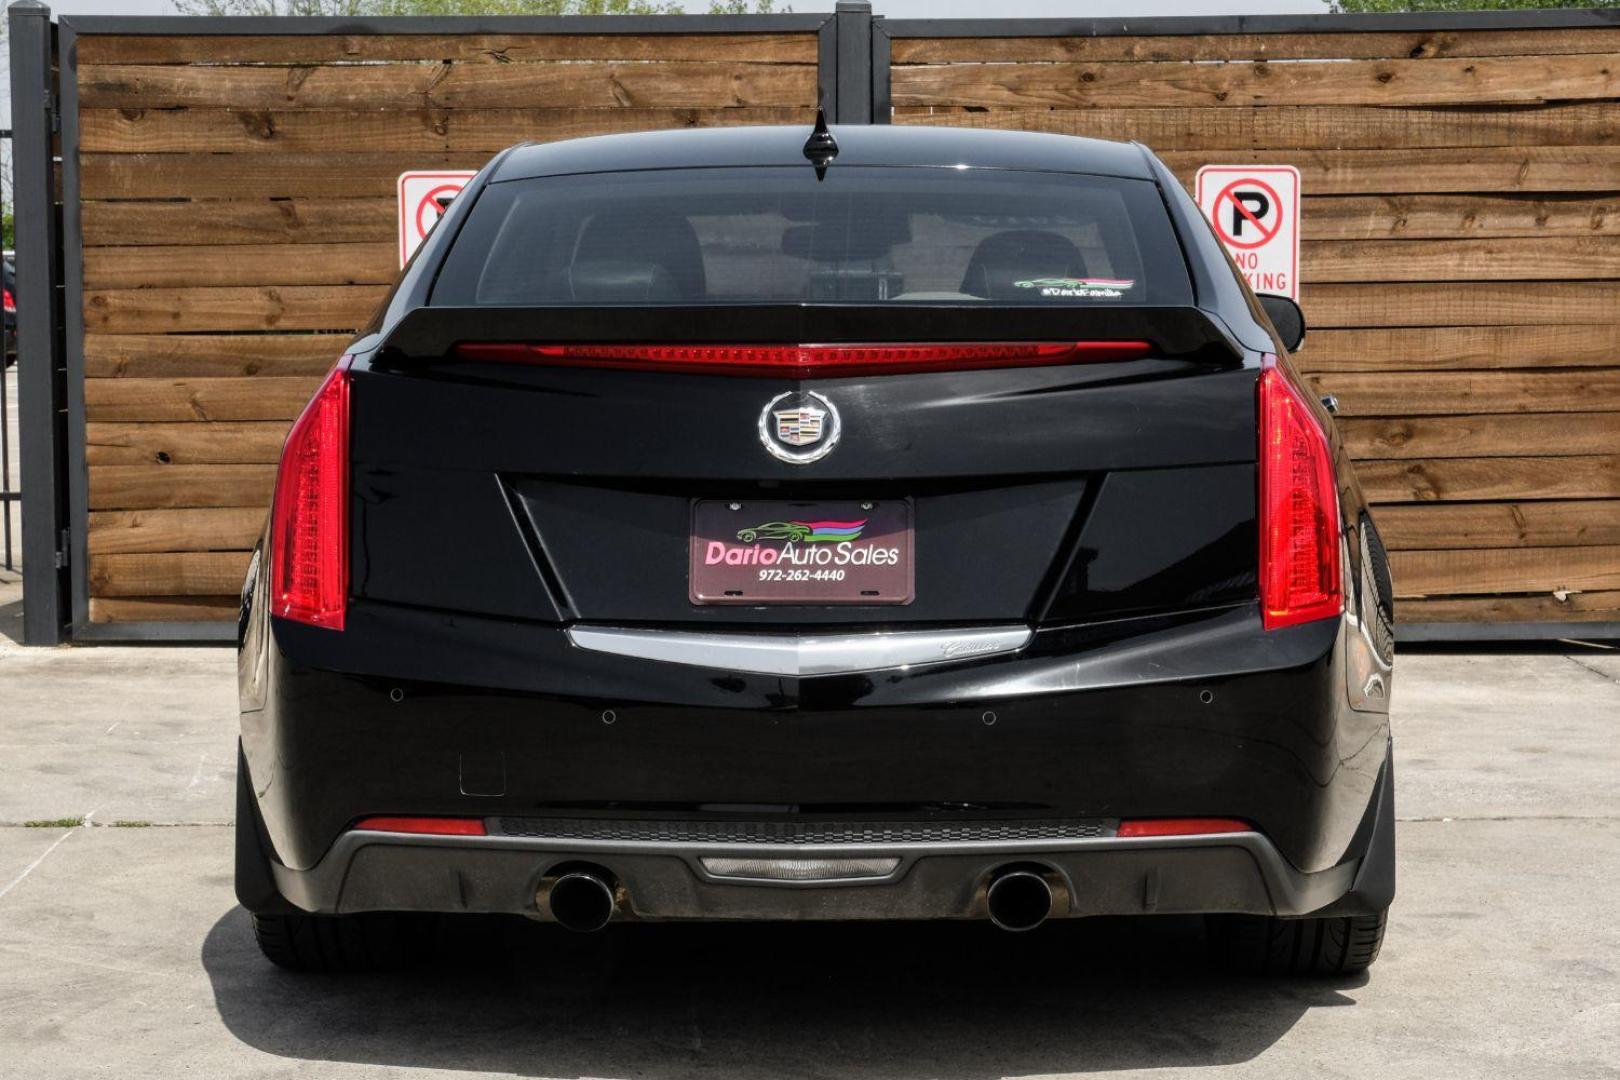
{"left": 870, "top": 21, "right": 891, "bottom": 124}
{"left": 816, "top": 12, "right": 839, "bottom": 122}
{"left": 1, "top": 121, "right": 13, "bottom": 569}
{"left": 2, "top": 291, "right": 12, "bottom": 568}
{"left": 832, "top": 0, "right": 873, "bottom": 124}
{"left": 8, "top": 0, "right": 70, "bottom": 644}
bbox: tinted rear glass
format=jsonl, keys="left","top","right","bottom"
{"left": 432, "top": 166, "right": 1191, "bottom": 307}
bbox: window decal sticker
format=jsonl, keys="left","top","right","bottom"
{"left": 1014, "top": 277, "right": 1136, "bottom": 299}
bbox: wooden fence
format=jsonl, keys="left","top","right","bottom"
{"left": 889, "top": 21, "right": 1620, "bottom": 631}
{"left": 68, "top": 22, "right": 822, "bottom": 628}
{"left": 37, "top": 10, "right": 1620, "bottom": 637}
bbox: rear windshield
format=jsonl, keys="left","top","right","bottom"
{"left": 431, "top": 166, "right": 1191, "bottom": 308}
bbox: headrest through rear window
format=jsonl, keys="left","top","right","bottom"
{"left": 568, "top": 210, "right": 706, "bottom": 300}
{"left": 551, "top": 260, "right": 685, "bottom": 303}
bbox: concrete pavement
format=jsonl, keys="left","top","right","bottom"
{"left": 1, "top": 636, "right": 1617, "bottom": 1079}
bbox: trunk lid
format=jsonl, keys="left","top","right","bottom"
{"left": 348, "top": 305, "right": 1258, "bottom": 628}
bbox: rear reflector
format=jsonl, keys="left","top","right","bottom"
{"left": 699, "top": 856, "right": 901, "bottom": 881}
{"left": 354, "top": 816, "right": 487, "bottom": 836}
{"left": 1258, "top": 363, "right": 1344, "bottom": 631}
{"left": 269, "top": 356, "right": 351, "bottom": 630}
{"left": 453, "top": 340, "right": 1154, "bottom": 377}
{"left": 1117, "top": 818, "right": 1251, "bottom": 838}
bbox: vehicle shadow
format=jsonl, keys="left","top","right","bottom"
{"left": 202, "top": 907, "right": 1362, "bottom": 1077}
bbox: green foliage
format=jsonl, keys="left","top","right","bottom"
{"left": 3, "top": 214, "right": 13, "bottom": 252}
{"left": 173, "top": 0, "right": 790, "bottom": 13}
{"left": 1333, "top": 0, "right": 1620, "bottom": 10}
{"left": 175, "top": 0, "right": 682, "bottom": 14}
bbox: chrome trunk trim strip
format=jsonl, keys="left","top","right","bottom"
{"left": 565, "top": 624, "right": 1032, "bottom": 676}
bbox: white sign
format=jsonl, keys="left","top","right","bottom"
{"left": 1195, "top": 165, "right": 1300, "bottom": 301}
{"left": 397, "top": 171, "right": 478, "bottom": 268}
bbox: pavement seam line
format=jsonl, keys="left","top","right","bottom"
{"left": 0, "top": 820, "right": 233, "bottom": 828}
{"left": 0, "top": 826, "right": 78, "bottom": 902}
{"left": 1564, "top": 654, "right": 1620, "bottom": 688}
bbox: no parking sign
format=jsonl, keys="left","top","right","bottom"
{"left": 397, "top": 170, "right": 478, "bottom": 268}
{"left": 1195, "top": 165, "right": 1300, "bottom": 300}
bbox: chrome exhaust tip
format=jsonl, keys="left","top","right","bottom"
{"left": 544, "top": 869, "right": 617, "bottom": 933}
{"left": 986, "top": 868, "right": 1054, "bottom": 932}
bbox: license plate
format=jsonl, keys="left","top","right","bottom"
{"left": 690, "top": 499, "right": 914, "bottom": 605}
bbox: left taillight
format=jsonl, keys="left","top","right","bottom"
{"left": 1258, "top": 362, "right": 1343, "bottom": 631}
{"left": 2, "top": 286, "right": 15, "bottom": 314}
{"left": 269, "top": 356, "right": 352, "bottom": 630}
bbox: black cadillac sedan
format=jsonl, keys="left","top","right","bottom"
{"left": 236, "top": 121, "right": 1396, "bottom": 975}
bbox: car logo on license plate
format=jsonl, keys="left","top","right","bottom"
{"left": 759, "top": 390, "right": 841, "bottom": 464}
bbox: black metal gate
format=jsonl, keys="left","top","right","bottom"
{"left": 2, "top": 126, "right": 16, "bottom": 575}
{"left": 8, "top": 1, "right": 71, "bottom": 643}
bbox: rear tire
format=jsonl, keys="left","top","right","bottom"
{"left": 1206, "top": 910, "right": 1387, "bottom": 976}
{"left": 251, "top": 910, "right": 435, "bottom": 972}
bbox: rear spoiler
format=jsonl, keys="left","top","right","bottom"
{"left": 374, "top": 304, "right": 1245, "bottom": 363}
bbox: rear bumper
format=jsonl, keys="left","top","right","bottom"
{"left": 271, "top": 820, "right": 1361, "bottom": 922}
{"left": 240, "top": 595, "right": 1393, "bottom": 900}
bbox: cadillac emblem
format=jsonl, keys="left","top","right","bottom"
{"left": 759, "top": 390, "right": 841, "bottom": 464}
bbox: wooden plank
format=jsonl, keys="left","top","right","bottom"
{"left": 90, "top": 146, "right": 1620, "bottom": 202}
{"left": 89, "top": 464, "right": 276, "bottom": 510}
{"left": 1338, "top": 414, "right": 1620, "bottom": 460}
{"left": 80, "top": 105, "right": 813, "bottom": 155}
{"left": 890, "top": 54, "right": 1620, "bottom": 110}
{"left": 83, "top": 286, "right": 386, "bottom": 333}
{"left": 81, "top": 152, "right": 493, "bottom": 199}
{"left": 90, "top": 551, "right": 255, "bottom": 597}
{"left": 78, "top": 62, "right": 817, "bottom": 110}
{"left": 895, "top": 102, "right": 1620, "bottom": 150}
{"left": 1372, "top": 501, "right": 1620, "bottom": 550}
{"left": 86, "top": 421, "right": 291, "bottom": 465}
{"left": 77, "top": 33, "right": 820, "bottom": 66}
{"left": 95, "top": 147, "right": 1620, "bottom": 202}
{"left": 1301, "top": 282, "right": 1620, "bottom": 327}
{"left": 83, "top": 333, "right": 350, "bottom": 378}
{"left": 1396, "top": 591, "right": 1620, "bottom": 623}
{"left": 1358, "top": 456, "right": 1620, "bottom": 503}
{"left": 1388, "top": 544, "right": 1620, "bottom": 598}
{"left": 191, "top": 183, "right": 1592, "bottom": 243}
{"left": 83, "top": 199, "right": 395, "bottom": 247}
{"left": 1162, "top": 147, "right": 1620, "bottom": 195}
{"left": 891, "top": 29, "right": 1620, "bottom": 65}
{"left": 85, "top": 377, "right": 322, "bottom": 422}
{"left": 83, "top": 243, "right": 398, "bottom": 289}
{"left": 88, "top": 507, "right": 266, "bottom": 554}
{"left": 1301, "top": 195, "right": 1620, "bottom": 241}
{"left": 1301, "top": 237, "right": 1620, "bottom": 283}
{"left": 1298, "top": 326, "right": 1620, "bottom": 372}
{"left": 1307, "top": 371, "right": 1620, "bottom": 416}
{"left": 88, "top": 594, "right": 241, "bottom": 623}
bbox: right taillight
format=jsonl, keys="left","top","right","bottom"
{"left": 1258, "top": 362, "right": 1343, "bottom": 631}
{"left": 269, "top": 357, "right": 352, "bottom": 630}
